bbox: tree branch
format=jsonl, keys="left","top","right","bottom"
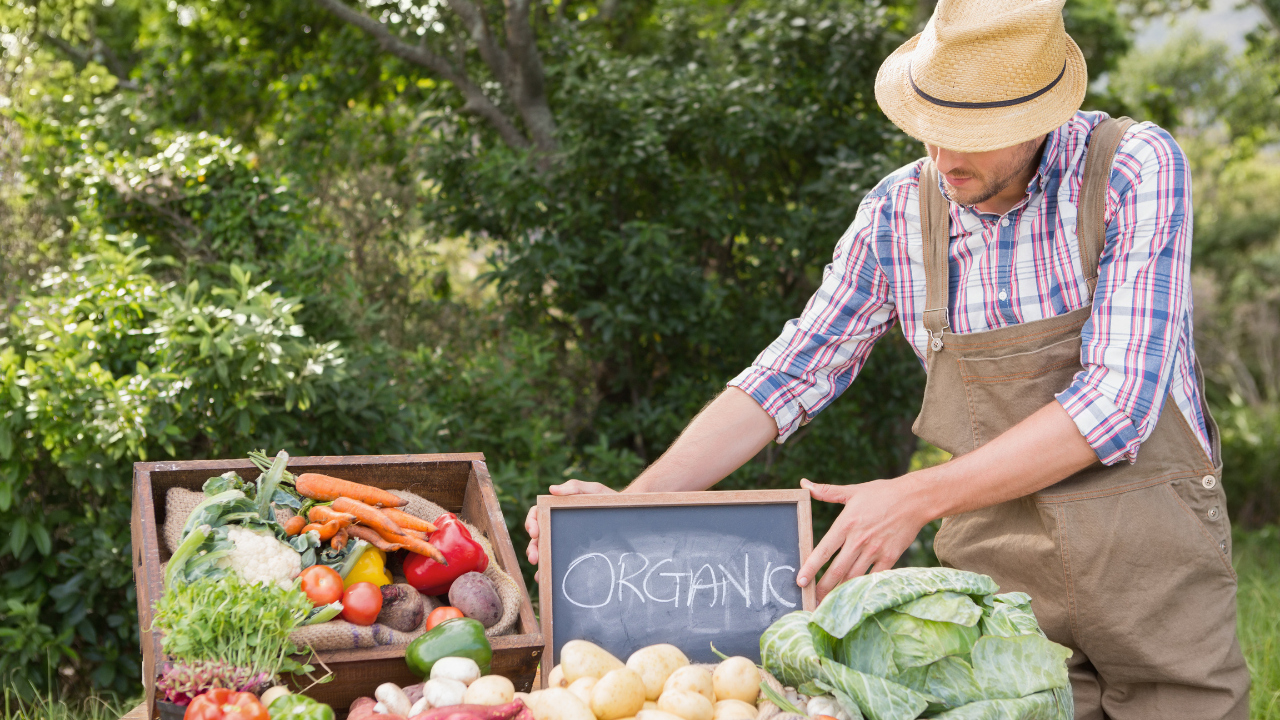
{"left": 41, "top": 33, "right": 139, "bottom": 91}
{"left": 502, "top": 0, "right": 557, "bottom": 153}
{"left": 310, "top": 0, "right": 531, "bottom": 150}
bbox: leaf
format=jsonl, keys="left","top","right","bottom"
{"left": 760, "top": 610, "right": 828, "bottom": 687}
{"left": 895, "top": 592, "right": 983, "bottom": 627}
{"left": 831, "top": 689, "right": 865, "bottom": 720}
{"left": 877, "top": 610, "right": 980, "bottom": 670}
{"left": 758, "top": 681, "right": 806, "bottom": 716}
{"left": 812, "top": 567, "right": 999, "bottom": 639}
{"left": 0, "top": 425, "right": 11, "bottom": 459}
{"left": 980, "top": 593, "right": 1043, "bottom": 638}
{"left": 927, "top": 690, "right": 1061, "bottom": 720}
{"left": 971, "top": 635, "right": 1072, "bottom": 699}
{"left": 30, "top": 523, "right": 51, "bottom": 556}
{"left": 9, "top": 516, "right": 27, "bottom": 557}
{"left": 836, "top": 610, "right": 898, "bottom": 677}
{"left": 893, "top": 655, "right": 984, "bottom": 710}
{"left": 820, "top": 658, "right": 934, "bottom": 720}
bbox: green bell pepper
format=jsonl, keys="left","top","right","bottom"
{"left": 268, "top": 694, "right": 335, "bottom": 720}
{"left": 405, "top": 617, "right": 492, "bottom": 678}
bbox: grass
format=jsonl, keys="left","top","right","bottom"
{"left": 8, "top": 527, "right": 1279, "bottom": 720}
{"left": 0, "top": 687, "right": 137, "bottom": 720}
{"left": 1236, "top": 525, "right": 1280, "bottom": 720}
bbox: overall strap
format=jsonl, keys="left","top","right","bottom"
{"left": 918, "top": 159, "right": 952, "bottom": 352}
{"left": 1077, "top": 116, "right": 1135, "bottom": 295}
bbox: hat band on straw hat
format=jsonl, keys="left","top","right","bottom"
{"left": 907, "top": 61, "right": 1068, "bottom": 110}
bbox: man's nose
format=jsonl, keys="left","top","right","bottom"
{"left": 930, "top": 145, "right": 967, "bottom": 176}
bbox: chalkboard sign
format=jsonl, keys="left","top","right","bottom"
{"left": 536, "top": 490, "right": 814, "bottom": 684}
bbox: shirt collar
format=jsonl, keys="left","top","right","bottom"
{"left": 940, "top": 122, "right": 1066, "bottom": 236}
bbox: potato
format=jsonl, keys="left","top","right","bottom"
{"left": 465, "top": 675, "right": 516, "bottom": 706}
{"left": 713, "top": 700, "right": 758, "bottom": 720}
{"left": 637, "top": 711, "right": 687, "bottom": 720}
{"left": 562, "top": 640, "right": 625, "bottom": 683}
{"left": 626, "top": 644, "right": 690, "bottom": 701}
{"left": 568, "top": 677, "right": 598, "bottom": 705}
{"left": 449, "top": 572, "right": 503, "bottom": 628}
{"left": 548, "top": 664, "right": 568, "bottom": 689}
{"left": 712, "top": 657, "right": 759, "bottom": 705}
{"left": 526, "top": 688, "right": 597, "bottom": 720}
{"left": 657, "top": 690, "right": 714, "bottom": 720}
{"left": 590, "top": 668, "right": 647, "bottom": 720}
{"left": 662, "top": 666, "right": 715, "bottom": 704}
{"left": 644, "top": 702, "right": 658, "bottom": 711}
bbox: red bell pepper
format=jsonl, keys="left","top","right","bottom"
{"left": 183, "top": 689, "right": 268, "bottom": 720}
{"left": 402, "top": 514, "right": 488, "bottom": 595}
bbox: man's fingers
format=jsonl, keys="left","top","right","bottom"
{"left": 798, "top": 526, "right": 844, "bottom": 588}
{"left": 817, "top": 542, "right": 861, "bottom": 598}
{"left": 800, "top": 478, "right": 851, "bottom": 504}
{"left": 524, "top": 505, "right": 539, "bottom": 538}
{"left": 548, "top": 479, "right": 615, "bottom": 496}
{"left": 526, "top": 539, "right": 540, "bottom": 566}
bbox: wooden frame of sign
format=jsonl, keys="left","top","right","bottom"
{"left": 536, "top": 489, "right": 815, "bottom": 685}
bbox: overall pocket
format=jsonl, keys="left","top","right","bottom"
{"left": 957, "top": 335, "right": 1084, "bottom": 448}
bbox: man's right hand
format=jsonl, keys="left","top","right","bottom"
{"left": 525, "top": 479, "right": 617, "bottom": 579}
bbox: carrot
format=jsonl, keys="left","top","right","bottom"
{"left": 294, "top": 473, "right": 407, "bottom": 508}
{"left": 394, "top": 534, "right": 448, "bottom": 566}
{"left": 332, "top": 497, "right": 404, "bottom": 537}
{"left": 283, "top": 516, "right": 307, "bottom": 536}
{"left": 309, "top": 505, "right": 357, "bottom": 526}
{"left": 382, "top": 508, "right": 437, "bottom": 534}
{"left": 347, "top": 524, "right": 406, "bottom": 552}
{"left": 331, "top": 528, "right": 349, "bottom": 551}
{"left": 300, "top": 519, "right": 343, "bottom": 541}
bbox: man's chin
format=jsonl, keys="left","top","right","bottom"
{"left": 942, "top": 183, "right": 989, "bottom": 207}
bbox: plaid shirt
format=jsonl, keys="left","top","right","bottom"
{"left": 729, "top": 111, "right": 1210, "bottom": 466}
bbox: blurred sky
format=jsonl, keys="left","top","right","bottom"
{"left": 1134, "top": 0, "right": 1266, "bottom": 53}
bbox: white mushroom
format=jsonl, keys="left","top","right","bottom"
{"left": 431, "top": 657, "right": 483, "bottom": 686}
{"left": 376, "top": 683, "right": 413, "bottom": 717}
{"left": 424, "top": 678, "right": 469, "bottom": 708}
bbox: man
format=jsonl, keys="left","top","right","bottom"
{"left": 525, "top": 0, "right": 1251, "bottom": 717}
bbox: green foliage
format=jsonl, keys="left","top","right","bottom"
{"left": 1235, "top": 526, "right": 1280, "bottom": 720}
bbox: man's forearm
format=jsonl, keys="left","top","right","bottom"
{"left": 626, "top": 387, "right": 779, "bottom": 493}
{"left": 904, "top": 401, "right": 1099, "bottom": 521}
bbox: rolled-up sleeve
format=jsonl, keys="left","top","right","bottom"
{"left": 729, "top": 192, "right": 898, "bottom": 443}
{"left": 1056, "top": 124, "right": 1194, "bottom": 465}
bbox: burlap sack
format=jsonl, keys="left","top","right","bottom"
{"left": 163, "top": 487, "right": 525, "bottom": 651}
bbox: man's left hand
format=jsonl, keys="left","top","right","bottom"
{"left": 797, "top": 477, "right": 930, "bottom": 601}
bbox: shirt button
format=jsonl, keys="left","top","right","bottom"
{"left": 1000, "top": 218, "right": 1010, "bottom": 227}
{"left": 998, "top": 290, "right": 1008, "bottom": 301}
{"left": 1207, "top": 506, "right": 1220, "bottom": 520}
{"left": 1202, "top": 474, "right": 1217, "bottom": 489}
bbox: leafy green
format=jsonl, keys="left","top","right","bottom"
{"left": 979, "top": 594, "right": 1043, "bottom": 639}
{"left": 895, "top": 592, "right": 983, "bottom": 627}
{"left": 893, "top": 655, "right": 983, "bottom": 710}
{"left": 836, "top": 611, "right": 899, "bottom": 678}
{"left": 760, "top": 610, "right": 828, "bottom": 687}
{"left": 151, "top": 575, "right": 313, "bottom": 679}
{"left": 928, "top": 690, "right": 1061, "bottom": 720}
{"left": 820, "top": 658, "right": 936, "bottom": 720}
{"left": 971, "top": 635, "right": 1072, "bottom": 700}
{"left": 812, "top": 568, "right": 999, "bottom": 639}
{"left": 877, "top": 611, "right": 981, "bottom": 670}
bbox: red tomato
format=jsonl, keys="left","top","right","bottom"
{"left": 299, "top": 565, "right": 344, "bottom": 607}
{"left": 341, "top": 581, "right": 383, "bottom": 625}
{"left": 183, "top": 688, "right": 268, "bottom": 720}
{"left": 426, "top": 606, "right": 465, "bottom": 631}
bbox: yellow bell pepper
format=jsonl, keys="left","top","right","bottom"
{"left": 344, "top": 546, "right": 391, "bottom": 588}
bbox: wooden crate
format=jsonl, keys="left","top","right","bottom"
{"left": 132, "top": 453, "right": 543, "bottom": 719}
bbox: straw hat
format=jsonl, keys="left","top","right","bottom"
{"left": 874, "top": 0, "right": 1087, "bottom": 153}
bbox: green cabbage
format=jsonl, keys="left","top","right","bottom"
{"left": 759, "top": 568, "right": 1073, "bottom": 720}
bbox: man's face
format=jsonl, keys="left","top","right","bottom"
{"left": 926, "top": 137, "right": 1045, "bottom": 207}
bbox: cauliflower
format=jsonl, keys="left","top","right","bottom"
{"left": 217, "top": 526, "right": 302, "bottom": 588}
